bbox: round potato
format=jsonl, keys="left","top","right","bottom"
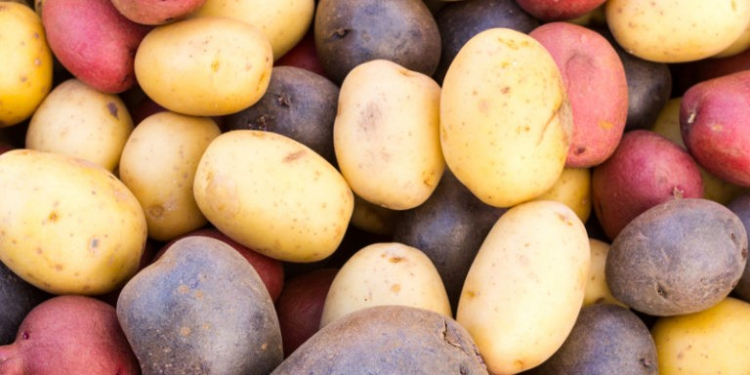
{"left": 134, "top": 16, "right": 273, "bottom": 117}
{"left": 0, "top": 2, "right": 53, "bottom": 127}
{"left": 193, "top": 130, "right": 354, "bottom": 263}
{"left": 26, "top": 78, "right": 134, "bottom": 172}
{"left": 0, "top": 149, "right": 147, "bottom": 295}
{"left": 531, "top": 167, "right": 592, "bottom": 223}
{"left": 119, "top": 111, "right": 221, "bottom": 241}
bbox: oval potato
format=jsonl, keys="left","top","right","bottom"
{"left": 583, "top": 239, "right": 627, "bottom": 307}
{"left": 531, "top": 167, "right": 592, "bottom": 223}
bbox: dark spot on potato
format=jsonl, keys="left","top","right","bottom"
{"left": 107, "top": 102, "right": 119, "bottom": 119}
{"left": 20, "top": 76, "right": 27, "bottom": 83}
{"left": 574, "top": 146, "right": 587, "bottom": 155}
{"left": 656, "top": 283, "right": 668, "bottom": 298}
{"left": 640, "top": 357, "right": 654, "bottom": 368}
{"left": 331, "top": 28, "right": 350, "bottom": 40}
{"left": 275, "top": 94, "right": 291, "bottom": 108}
{"left": 21, "top": 331, "right": 29, "bottom": 340}
{"left": 389, "top": 256, "right": 405, "bottom": 263}
{"left": 48, "top": 211, "right": 58, "bottom": 222}
{"left": 390, "top": 284, "right": 401, "bottom": 293}
{"left": 742, "top": 247, "right": 748, "bottom": 259}
{"left": 283, "top": 150, "right": 305, "bottom": 162}
{"left": 149, "top": 205, "right": 165, "bottom": 219}
{"left": 55, "top": 264, "right": 63, "bottom": 271}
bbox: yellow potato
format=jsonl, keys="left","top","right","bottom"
{"left": 26, "top": 78, "right": 134, "bottom": 171}
{"left": 457, "top": 200, "right": 590, "bottom": 374}
{"left": 531, "top": 167, "right": 592, "bottom": 223}
{"left": 441, "top": 28, "right": 572, "bottom": 208}
{"left": 319, "top": 242, "right": 452, "bottom": 328}
{"left": 0, "top": 2, "right": 53, "bottom": 127}
{"left": 652, "top": 297, "right": 750, "bottom": 374}
{"left": 606, "top": 0, "right": 750, "bottom": 63}
{"left": 193, "top": 130, "right": 354, "bottom": 263}
{"left": 191, "top": 0, "right": 314, "bottom": 60}
{"left": 134, "top": 16, "right": 273, "bottom": 117}
{"left": 714, "top": 19, "right": 750, "bottom": 58}
{"left": 349, "top": 194, "right": 399, "bottom": 236}
{"left": 0, "top": 149, "right": 147, "bottom": 295}
{"left": 119, "top": 111, "right": 221, "bottom": 241}
{"left": 334, "top": 59, "right": 444, "bottom": 210}
{"left": 583, "top": 238, "right": 628, "bottom": 307}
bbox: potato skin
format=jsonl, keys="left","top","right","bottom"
{"left": 606, "top": 198, "right": 748, "bottom": 316}
{"left": 727, "top": 194, "right": 750, "bottom": 302}
{"left": 531, "top": 167, "right": 592, "bottom": 223}
{"left": 111, "top": 0, "right": 205, "bottom": 25}
{"left": 0, "top": 263, "right": 50, "bottom": 345}
{"left": 515, "top": 0, "right": 606, "bottom": 21}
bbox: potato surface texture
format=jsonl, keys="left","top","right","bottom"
{"left": 457, "top": 200, "right": 590, "bottom": 374}
{"left": 334, "top": 59, "right": 444, "bottom": 210}
{"left": 440, "top": 28, "right": 572, "bottom": 208}
{"left": 193, "top": 130, "right": 353, "bottom": 262}
{"left": 0, "top": 150, "right": 147, "bottom": 295}
{"left": 134, "top": 16, "right": 273, "bottom": 116}
{"left": 0, "top": 2, "right": 52, "bottom": 128}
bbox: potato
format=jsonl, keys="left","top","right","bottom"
{"left": 272, "top": 305, "right": 489, "bottom": 375}
{"left": 441, "top": 28, "right": 573, "bottom": 208}
{"left": 334, "top": 59, "right": 443, "bottom": 210}
{"left": 605, "top": 0, "right": 750, "bottom": 63}
{"left": 531, "top": 167, "right": 592, "bottom": 223}
{"left": 584, "top": 239, "right": 627, "bottom": 307}
{"left": 432, "top": 0, "right": 540, "bottom": 83}
{"left": 42, "top": 0, "right": 150, "bottom": 93}
{"left": 119, "top": 112, "right": 220, "bottom": 241}
{"left": 515, "top": 0, "right": 606, "bottom": 21}
{"left": 457, "top": 200, "right": 590, "bottom": 374}
{"left": 0, "top": 149, "right": 147, "bottom": 295}
{"left": 727, "top": 194, "right": 750, "bottom": 302}
{"left": 671, "top": 47, "right": 750, "bottom": 96}
{"left": 224, "top": 66, "right": 339, "bottom": 166}
{"left": 349, "top": 194, "right": 400, "bottom": 236}
{"left": 681, "top": 70, "right": 750, "bottom": 187}
{"left": 0, "top": 295, "right": 139, "bottom": 375}
{"left": 715, "top": 19, "right": 750, "bottom": 58}
{"left": 134, "top": 16, "right": 273, "bottom": 117}
{"left": 651, "top": 297, "right": 750, "bottom": 374}
{"left": 191, "top": 0, "right": 314, "bottom": 60}
{"left": 606, "top": 198, "right": 748, "bottom": 316}
{"left": 526, "top": 303, "right": 657, "bottom": 374}
{"left": 25, "top": 78, "right": 134, "bottom": 172}
{"left": 314, "top": 0, "right": 441, "bottom": 84}
{"left": 0, "top": 2, "right": 53, "bottom": 127}
{"left": 0, "top": 262, "right": 50, "bottom": 345}
{"left": 592, "top": 130, "right": 704, "bottom": 240}
{"left": 193, "top": 130, "right": 354, "bottom": 263}
{"left": 320, "top": 242, "right": 451, "bottom": 327}
{"left": 530, "top": 22, "right": 628, "bottom": 168}
{"left": 117, "top": 236, "right": 283, "bottom": 374}
{"left": 111, "top": 0, "right": 205, "bottom": 25}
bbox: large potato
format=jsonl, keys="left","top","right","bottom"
{"left": 0, "top": 150, "right": 147, "bottom": 295}
{"left": 457, "top": 200, "right": 590, "bottom": 374}
{"left": 193, "top": 130, "right": 353, "bottom": 263}
{"left": 334, "top": 59, "right": 443, "bottom": 210}
{"left": 441, "top": 28, "right": 573, "bottom": 208}
{"left": 134, "top": 16, "right": 273, "bottom": 117}
{"left": 119, "top": 111, "right": 221, "bottom": 241}
{"left": 0, "top": 2, "right": 53, "bottom": 127}
{"left": 26, "top": 78, "right": 134, "bottom": 172}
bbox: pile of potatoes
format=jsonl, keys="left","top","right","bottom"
{"left": 2, "top": 0, "right": 750, "bottom": 373}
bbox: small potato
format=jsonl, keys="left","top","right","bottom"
{"left": 112, "top": 0, "right": 206, "bottom": 25}
{"left": 349, "top": 194, "right": 400, "bottom": 236}
{"left": 0, "top": 2, "right": 53, "bottom": 127}
{"left": 334, "top": 59, "right": 444, "bottom": 210}
{"left": 441, "top": 28, "right": 573, "bottom": 208}
{"left": 531, "top": 167, "right": 592, "bottom": 223}
{"left": 605, "top": 0, "right": 750, "bottom": 63}
{"left": 457, "top": 200, "right": 590, "bottom": 374}
{"left": 515, "top": 0, "right": 606, "bottom": 21}
{"left": 26, "top": 78, "right": 134, "bottom": 172}
{"left": 651, "top": 297, "right": 750, "bottom": 374}
{"left": 193, "top": 130, "right": 353, "bottom": 263}
{"left": 135, "top": 16, "right": 273, "bottom": 117}
{"left": 319, "top": 242, "right": 452, "bottom": 328}
{"left": 583, "top": 239, "right": 627, "bottom": 307}
{"left": 119, "top": 111, "right": 221, "bottom": 241}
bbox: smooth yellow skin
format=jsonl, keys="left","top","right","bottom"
{"left": 652, "top": 297, "right": 750, "bottom": 374}
{"left": 441, "top": 28, "right": 572, "bottom": 208}
{"left": 320, "top": 242, "right": 452, "bottom": 328}
{"left": 714, "top": 19, "right": 750, "bottom": 58}
{"left": 457, "top": 200, "right": 590, "bottom": 374}
{"left": 191, "top": 0, "right": 314, "bottom": 60}
{"left": 531, "top": 167, "right": 592, "bottom": 223}
{"left": 349, "top": 194, "right": 399, "bottom": 236}
{"left": 334, "top": 59, "right": 444, "bottom": 210}
{"left": 583, "top": 238, "right": 628, "bottom": 307}
{"left": 135, "top": 16, "right": 273, "bottom": 117}
{"left": 119, "top": 112, "right": 221, "bottom": 241}
{"left": 26, "top": 79, "right": 133, "bottom": 171}
{"left": 606, "top": 0, "right": 750, "bottom": 63}
{"left": 0, "top": 2, "right": 53, "bottom": 127}
{"left": 193, "top": 130, "right": 354, "bottom": 263}
{"left": 0, "top": 150, "right": 147, "bottom": 295}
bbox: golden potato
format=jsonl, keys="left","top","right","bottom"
{"left": 583, "top": 238, "right": 627, "bottom": 307}
{"left": 531, "top": 167, "right": 592, "bottom": 223}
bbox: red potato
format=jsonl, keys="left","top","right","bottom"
{"left": 275, "top": 27, "right": 327, "bottom": 77}
{"left": 515, "top": 0, "right": 606, "bottom": 21}
{"left": 680, "top": 70, "right": 750, "bottom": 188}
{"left": 112, "top": 0, "right": 206, "bottom": 25}
{"left": 592, "top": 130, "right": 704, "bottom": 241}
{"left": 0, "top": 295, "right": 139, "bottom": 375}
{"left": 671, "top": 47, "right": 750, "bottom": 96}
{"left": 530, "top": 22, "right": 628, "bottom": 168}
{"left": 42, "top": 0, "right": 151, "bottom": 93}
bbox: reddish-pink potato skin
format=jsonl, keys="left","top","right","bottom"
{"left": 531, "top": 22, "right": 628, "bottom": 168}
{"left": 680, "top": 71, "right": 750, "bottom": 188}
{"left": 671, "top": 48, "right": 750, "bottom": 95}
{"left": 42, "top": 0, "right": 151, "bottom": 93}
{"left": 592, "top": 130, "right": 704, "bottom": 241}
{"left": 0, "top": 296, "right": 139, "bottom": 375}
{"left": 275, "top": 28, "right": 327, "bottom": 78}
{"left": 111, "top": 0, "right": 206, "bottom": 25}
{"left": 515, "top": 0, "right": 606, "bottom": 21}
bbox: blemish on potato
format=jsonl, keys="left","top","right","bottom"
{"left": 391, "top": 284, "right": 401, "bottom": 293}
{"left": 710, "top": 123, "right": 724, "bottom": 132}
{"left": 107, "top": 102, "right": 118, "bottom": 119}
{"left": 389, "top": 256, "right": 405, "bottom": 263}
{"left": 148, "top": 205, "right": 165, "bottom": 219}
{"left": 598, "top": 120, "right": 614, "bottom": 130}
{"left": 55, "top": 264, "right": 63, "bottom": 271}
{"left": 283, "top": 150, "right": 305, "bottom": 162}
{"left": 177, "top": 284, "right": 190, "bottom": 294}
{"left": 179, "top": 326, "right": 192, "bottom": 336}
